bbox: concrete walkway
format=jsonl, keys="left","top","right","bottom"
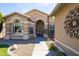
{"left": 0, "top": 36, "right": 49, "bottom": 56}
{"left": 32, "top": 36, "right": 49, "bottom": 56}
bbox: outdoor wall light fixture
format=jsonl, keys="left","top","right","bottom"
{"left": 64, "top": 7, "right": 79, "bottom": 39}
{"left": 52, "top": 16, "right": 55, "bottom": 19}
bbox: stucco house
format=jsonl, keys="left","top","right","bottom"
{"left": 50, "top": 3, "right": 79, "bottom": 55}
{"left": 1, "top": 9, "right": 54, "bottom": 40}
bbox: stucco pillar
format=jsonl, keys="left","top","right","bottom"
{"left": 4, "top": 23, "right": 9, "bottom": 39}
{"left": 4, "top": 22, "right": 14, "bottom": 39}
{"left": 44, "top": 23, "right": 48, "bottom": 38}
{"left": 23, "top": 32, "right": 29, "bottom": 40}
{"left": 23, "top": 22, "right": 29, "bottom": 40}
{"left": 33, "top": 23, "right": 36, "bottom": 38}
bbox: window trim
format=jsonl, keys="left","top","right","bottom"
{"left": 11, "top": 17, "right": 23, "bottom": 35}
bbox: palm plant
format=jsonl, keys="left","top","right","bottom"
{"left": 0, "top": 12, "right": 4, "bottom": 33}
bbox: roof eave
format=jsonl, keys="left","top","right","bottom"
{"left": 25, "top": 9, "right": 49, "bottom": 16}
{"left": 4, "top": 12, "right": 29, "bottom": 19}
{"left": 50, "top": 3, "right": 67, "bottom": 17}
{"left": 3, "top": 12, "right": 35, "bottom": 23}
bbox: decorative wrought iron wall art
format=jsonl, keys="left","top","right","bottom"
{"left": 64, "top": 7, "right": 79, "bottom": 39}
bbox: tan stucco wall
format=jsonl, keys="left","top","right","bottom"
{"left": 25, "top": 10, "right": 48, "bottom": 23}
{"left": 54, "top": 3, "right": 79, "bottom": 55}
{"left": 25, "top": 10, "right": 49, "bottom": 37}
{"left": 4, "top": 14, "right": 29, "bottom": 39}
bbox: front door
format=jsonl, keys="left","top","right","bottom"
{"left": 36, "top": 20, "right": 44, "bottom": 36}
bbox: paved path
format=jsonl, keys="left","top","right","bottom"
{"left": 0, "top": 36, "right": 50, "bottom": 56}
{"left": 32, "top": 36, "right": 49, "bottom": 56}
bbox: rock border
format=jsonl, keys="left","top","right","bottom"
{"left": 7, "top": 45, "right": 17, "bottom": 56}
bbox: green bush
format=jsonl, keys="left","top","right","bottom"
{"left": 0, "top": 44, "right": 9, "bottom": 48}
{"left": 49, "top": 43, "right": 57, "bottom": 51}
{"left": 56, "top": 52, "right": 67, "bottom": 56}
{"left": 44, "top": 29, "right": 48, "bottom": 34}
{"left": 0, "top": 12, "right": 4, "bottom": 33}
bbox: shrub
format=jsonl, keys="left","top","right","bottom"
{"left": 56, "top": 52, "right": 67, "bottom": 56}
{"left": 49, "top": 43, "right": 57, "bottom": 51}
{"left": 0, "top": 44, "right": 9, "bottom": 48}
{"left": 0, "top": 12, "right": 4, "bottom": 33}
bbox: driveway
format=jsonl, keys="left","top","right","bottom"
{"left": 0, "top": 36, "right": 49, "bottom": 56}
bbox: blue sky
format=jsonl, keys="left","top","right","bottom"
{"left": 0, "top": 3, "right": 57, "bottom": 15}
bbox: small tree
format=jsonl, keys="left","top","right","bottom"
{"left": 0, "top": 12, "right": 4, "bottom": 33}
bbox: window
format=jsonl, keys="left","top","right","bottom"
{"left": 49, "top": 25, "right": 53, "bottom": 30}
{"left": 49, "top": 25, "right": 54, "bottom": 38}
{"left": 13, "top": 19, "right": 22, "bottom": 34}
{"left": 29, "top": 27, "right": 33, "bottom": 34}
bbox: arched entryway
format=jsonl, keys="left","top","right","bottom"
{"left": 36, "top": 20, "right": 44, "bottom": 36}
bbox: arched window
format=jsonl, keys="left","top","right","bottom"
{"left": 13, "top": 19, "right": 22, "bottom": 34}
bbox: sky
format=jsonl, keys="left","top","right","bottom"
{"left": 0, "top": 3, "right": 57, "bottom": 15}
